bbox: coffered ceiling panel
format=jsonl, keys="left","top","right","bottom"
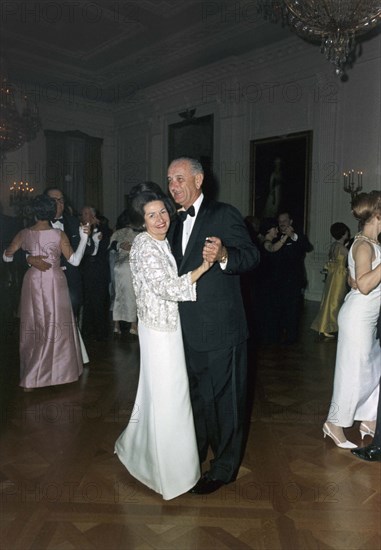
{"left": 1, "top": 0, "right": 291, "bottom": 102}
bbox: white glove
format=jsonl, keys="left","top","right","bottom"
{"left": 68, "top": 229, "right": 88, "bottom": 266}
{"left": 3, "top": 251, "right": 13, "bottom": 262}
{"left": 79, "top": 225, "right": 89, "bottom": 239}
{"left": 91, "top": 229, "right": 101, "bottom": 256}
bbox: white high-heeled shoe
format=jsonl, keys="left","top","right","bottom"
{"left": 359, "top": 422, "right": 375, "bottom": 440}
{"left": 322, "top": 423, "right": 357, "bottom": 449}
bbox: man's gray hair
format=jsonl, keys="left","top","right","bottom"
{"left": 82, "top": 205, "right": 97, "bottom": 216}
{"left": 172, "top": 157, "right": 204, "bottom": 175}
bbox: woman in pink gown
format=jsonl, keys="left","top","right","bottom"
{"left": 3, "top": 195, "right": 90, "bottom": 390}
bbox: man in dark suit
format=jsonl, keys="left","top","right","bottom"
{"left": 27, "top": 187, "right": 94, "bottom": 318}
{"left": 0, "top": 212, "right": 25, "bottom": 334}
{"left": 79, "top": 206, "right": 111, "bottom": 341}
{"left": 167, "top": 157, "right": 260, "bottom": 494}
{"left": 268, "top": 211, "right": 313, "bottom": 344}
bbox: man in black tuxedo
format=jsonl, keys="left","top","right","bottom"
{"left": 79, "top": 206, "right": 111, "bottom": 341}
{"left": 167, "top": 157, "right": 260, "bottom": 494}
{"left": 0, "top": 212, "right": 25, "bottom": 334}
{"left": 27, "top": 187, "right": 95, "bottom": 318}
{"left": 268, "top": 211, "right": 313, "bottom": 344}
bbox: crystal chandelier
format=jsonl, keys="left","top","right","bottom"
{"left": 257, "top": 1, "right": 381, "bottom": 76}
{"left": 0, "top": 57, "right": 41, "bottom": 159}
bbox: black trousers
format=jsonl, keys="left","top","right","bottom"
{"left": 64, "top": 267, "right": 83, "bottom": 320}
{"left": 67, "top": 280, "right": 82, "bottom": 320}
{"left": 183, "top": 339, "right": 247, "bottom": 483}
{"left": 81, "top": 268, "right": 110, "bottom": 340}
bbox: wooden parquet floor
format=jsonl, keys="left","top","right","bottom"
{"left": 1, "top": 301, "right": 380, "bottom": 550}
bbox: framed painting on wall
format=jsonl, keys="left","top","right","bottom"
{"left": 168, "top": 114, "right": 214, "bottom": 194}
{"left": 250, "top": 131, "right": 312, "bottom": 232}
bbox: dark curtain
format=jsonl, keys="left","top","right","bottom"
{"left": 45, "top": 130, "right": 103, "bottom": 214}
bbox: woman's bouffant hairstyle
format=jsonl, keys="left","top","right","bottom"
{"left": 330, "top": 222, "right": 350, "bottom": 240}
{"left": 32, "top": 194, "right": 56, "bottom": 221}
{"left": 127, "top": 181, "right": 176, "bottom": 231}
{"left": 115, "top": 208, "right": 132, "bottom": 230}
{"left": 351, "top": 190, "right": 381, "bottom": 225}
{"left": 259, "top": 217, "right": 278, "bottom": 236}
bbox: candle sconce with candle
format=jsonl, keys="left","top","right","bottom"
{"left": 9, "top": 181, "right": 35, "bottom": 218}
{"left": 343, "top": 169, "right": 363, "bottom": 203}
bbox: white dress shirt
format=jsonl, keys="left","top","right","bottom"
{"left": 182, "top": 193, "right": 204, "bottom": 254}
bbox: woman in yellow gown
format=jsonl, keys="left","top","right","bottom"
{"left": 311, "top": 222, "right": 350, "bottom": 337}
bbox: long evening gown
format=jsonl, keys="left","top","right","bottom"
{"left": 19, "top": 228, "right": 83, "bottom": 389}
{"left": 311, "top": 241, "right": 348, "bottom": 334}
{"left": 110, "top": 227, "right": 137, "bottom": 323}
{"left": 115, "top": 235, "right": 200, "bottom": 500}
{"left": 327, "top": 240, "right": 381, "bottom": 427}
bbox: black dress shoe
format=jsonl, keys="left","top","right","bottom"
{"left": 351, "top": 444, "right": 381, "bottom": 462}
{"left": 189, "top": 475, "right": 226, "bottom": 495}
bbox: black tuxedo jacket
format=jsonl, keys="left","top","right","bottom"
{"left": 80, "top": 222, "right": 111, "bottom": 276}
{"left": 169, "top": 198, "right": 260, "bottom": 352}
{"left": 271, "top": 230, "right": 313, "bottom": 291}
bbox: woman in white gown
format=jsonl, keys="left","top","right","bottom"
{"left": 323, "top": 191, "right": 381, "bottom": 448}
{"left": 115, "top": 183, "right": 212, "bottom": 500}
{"left": 109, "top": 209, "right": 139, "bottom": 335}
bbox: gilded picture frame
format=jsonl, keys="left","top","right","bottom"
{"left": 250, "top": 131, "right": 312, "bottom": 232}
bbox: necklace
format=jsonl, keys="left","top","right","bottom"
{"left": 354, "top": 232, "right": 381, "bottom": 246}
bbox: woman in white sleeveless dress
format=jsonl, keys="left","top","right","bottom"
{"left": 115, "top": 183, "right": 212, "bottom": 500}
{"left": 323, "top": 191, "right": 381, "bottom": 448}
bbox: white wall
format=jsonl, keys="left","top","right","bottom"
{"left": 113, "top": 34, "right": 381, "bottom": 300}
{"left": 2, "top": 33, "right": 380, "bottom": 300}
{"left": 0, "top": 93, "right": 116, "bottom": 221}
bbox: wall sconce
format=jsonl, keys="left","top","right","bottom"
{"left": 343, "top": 169, "right": 363, "bottom": 203}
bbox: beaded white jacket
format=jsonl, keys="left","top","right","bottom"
{"left": 130, "top": 232, "right": 197, "bottom": 331}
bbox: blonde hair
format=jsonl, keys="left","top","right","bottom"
{"left": 352, "top": 190, "right": 381, "bottom": 225}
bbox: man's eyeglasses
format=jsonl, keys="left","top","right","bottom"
{"left": 53, "top": 197, "right": 65, "bottom": 203}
